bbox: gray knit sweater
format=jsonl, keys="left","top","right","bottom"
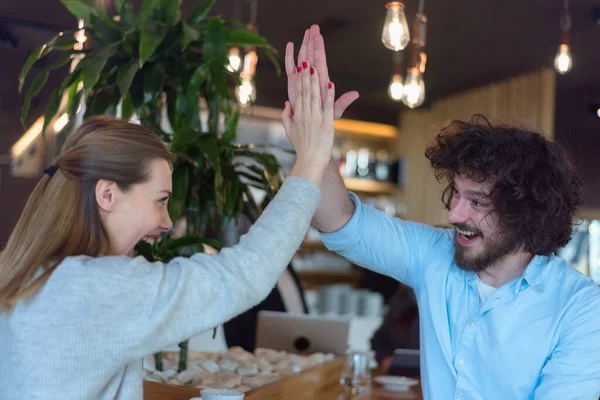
{"left": 0, "top": 177, "right": 320, "bottom": 400}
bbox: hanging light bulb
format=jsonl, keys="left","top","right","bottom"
{"left": 388, "top": 51, "right": 404, "bottom": 101}
{"left": 227, "top": 47, "right": 242, "bottom": 73}
{"left": 236, "top": 46, "right": 258, "bottom": 106}
{"left": 381, "top": 1, "right": 410, "bottom": 51}
{"left": 401, "top": 9, "right": 427, "bottom": 109}
{"left": 554, "top": 0, "right": 572, "bottom": 75}
{"left": 236, "top": 2, "right": 260, "bottom": 107}
{"left": 242, "top": 49, "right": 258, "bottom": 79}
{"left": 554, "top": 44, "right": 572, "bottom": 74}
{"left": 388, "top": 73, "right": 404, "bottom": 101}
{"left": 236, "top": 76, "right": 256, "bottom": 106}
{"left": 402, "top": 68, "right": 425, "bottom": 108}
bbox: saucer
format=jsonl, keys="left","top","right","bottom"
{"left": 374, "top": 376, "right": 419, "bottom": 392}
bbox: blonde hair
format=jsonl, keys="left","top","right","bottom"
{"left": 0, "top": 116, "right": 172, "bottom": 311}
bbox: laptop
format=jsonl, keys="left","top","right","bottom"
{"left": 255, "top": 311, "right": 350, "bottom": 355}
{"left": 389, "top": 348, "right": 421, "bottom": 377}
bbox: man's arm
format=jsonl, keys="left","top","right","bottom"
{"left": 533, "top": 288, "right": 600, "bottom": 399}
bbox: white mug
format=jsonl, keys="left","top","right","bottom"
{"left": 199, "top": 389, "right": 245, "bottom": 400}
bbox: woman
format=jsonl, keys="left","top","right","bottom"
{"left": 0, "top": 61, "right": 334, "bottom": 399}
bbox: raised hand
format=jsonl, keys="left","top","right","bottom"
{"left": 285, "top": 25, "right": 359, "bottom": 119}
{"left": 282, "top": 61, "right": 335, "bottom": 185}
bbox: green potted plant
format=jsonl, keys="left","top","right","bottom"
{"left": 19, "top": 0, "right": 287, "bottom": 372}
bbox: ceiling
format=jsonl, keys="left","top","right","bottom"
{"left": 1, "top": 0, "right": 599, "bottom": 171}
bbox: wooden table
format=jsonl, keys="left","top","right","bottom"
{"left": 144, "top": 359, "right": 423, "bottom": 400}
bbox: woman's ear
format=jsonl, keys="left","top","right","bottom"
{"left": 95, "top": 179, "right": 118, "bottom": 212}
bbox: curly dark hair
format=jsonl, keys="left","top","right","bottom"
{"left": 425, "top": 115, "right": 583, "bottom": 256}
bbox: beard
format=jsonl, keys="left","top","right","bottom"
{"left": 453, "top": 225, "right": 522, "bottom": 272}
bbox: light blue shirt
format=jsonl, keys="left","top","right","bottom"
{"left": 321, "top": 194, "right": 600, "bottom": 400}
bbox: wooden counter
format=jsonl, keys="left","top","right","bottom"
{"left": 144, "top": 358, "right": 422, "bottom": 400}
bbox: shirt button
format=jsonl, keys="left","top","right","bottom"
{"left": 469, "top": 322, "right": 476, "bottom": 328}
{"left": 458, "top": 392, "right": 465, "bottom": 397}
{"left": 457, "top": 359, "right": 464, "bottom": 367}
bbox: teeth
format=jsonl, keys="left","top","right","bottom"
{"left": 457, "top": 228, "right": 478, "bottom": 237}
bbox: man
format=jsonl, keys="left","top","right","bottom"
{"left": 285, "top": 26, "right": 600, "bottom": 400}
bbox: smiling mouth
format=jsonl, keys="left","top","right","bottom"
{"left": 455, "top": 227, "right": 482, "bottom": 245}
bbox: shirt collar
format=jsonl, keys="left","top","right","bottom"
{"left": 464, "top": 255, "right": 547, "bottom": 292}
{"left": 520, "top": 255, "right": 547, "bottom": 291}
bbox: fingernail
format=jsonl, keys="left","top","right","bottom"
{"left": 296, "top": 66, "right": 302, "bottom": 73}
{"left": 310, "top": 67, "right": 315, "bottom": 75}
{"left": 328, "top": 82, "right": 333, "bottom": 89}
{"left": 302, "top": 61, "right": 308, "bottom": 69}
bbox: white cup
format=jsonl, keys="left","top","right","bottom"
{"left": 199, "top": 389, "right": 245, "bottom": 400}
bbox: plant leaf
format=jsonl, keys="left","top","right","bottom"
{"left": 122, "top": 29, "right": 139, "bottom": 57}
{"left": 42, "top": 87, "right": 62, "bottom": 136}
{"left": 120, "top": 2, "right": 137, "bottom": 28}
{"left": 165, "top": 87, "right": 177, "bottom": 131}
{"left": 188, "top": 0, "right": 217, "bottom": 26}
{"left": 203, "top": 19, "right": 226, "bottom": 64}
{"left": 121, "top": 93, "right": 134, "bottom": 120}
{"left": 185, "top": 64, "right": 207, "bottom": 126}
{"left": 89, "top": 13, "right": 122, "bottom": 44}
{"left": 116, "top": 60, "right": 138, "bottom": 98}
{"left": 214, "top": 171, "right": 225, "bottom": 213}
{"left": 174, "top": 91, "right": 187, "bottom": 130}
{"left": 139, "top": 20, "right": 168, "bottom": 67}
{"left": 168, "top": 163, "right": 189, "bottom": 222}
{"left": 82, "top": 42, "right": 120, "bottom": 95}
{"left": 20, "top": 70, "right": 49, "bottom": 126}
{"left": 197, "top": 134, "right": 220, "bottom": 173}
{"left": 209, "top": 64, "right": 228, "bottom": 98}
{"left": 221, "top": 108, "right": 239, "bottom": 144}
{"left": 224, "top": 28, "right": 271, "bottom": 48}
{"left": 143, "top": 62, "right": 165, "bottom": 102}
{"left": 66, "top": 74, "right": 82, "bottom": 118}
{"left": 84, "top": 87, "right": 120, "bottom": 118}
{"left": 134, "top": 241, "right": 154, "bottom": 261}
{"left": 171, "top": 128, "right": 203, "bottom": 151}
{"left": 47, "top": 51, "right": 74, "bottom": 71}
{"left": 161, "top": 0, "right": 182, "bottom": 26}
{"left": 60, "top": 0, "right": 95, "bottom": 21}
{"left": 154, "top": 22, "right": 183, "bottom": 56}
{"left": 225, "top": 178, "right": 240, "bottom": 216}
{"left": 165, "top": 235, "right": 223, "bottom": 252}
{"left": 182, "top": 21, "right": 199, "bottom": 50}
{"left": 18, "top": 32, "right": 76, "bottom": 92}
{"left": 139, "top": 0, "right": 160, "bottom": 25}
{"left": 114, "top": 0, "right": 127, "bottom": 13}
{"left": 235, "top": 149, "right": 279, "bottom": 175}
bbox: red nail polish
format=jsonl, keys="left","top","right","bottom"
{"left": 310, "top": 67, "right": 315, "bottom": 75}
{"left": 296, "top": 66, "right": 302, "bottom": 73}
{"left": 302, "top": 61, "right": 308, "bottom": 69}
{"left": 328, "top": 82, "right": 333, "bottom": 89}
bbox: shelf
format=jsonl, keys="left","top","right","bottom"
{"left": 239, "top": 106, "right": 397, "bottom": 139}
{"left": 333, "top": 119, "right": 397, "bottom": 139}
{"left": 297, "top": 270, "right": 362, "bottom": 289}
{"left": 344, "top": 178, "right": 401, "bottom": 195}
